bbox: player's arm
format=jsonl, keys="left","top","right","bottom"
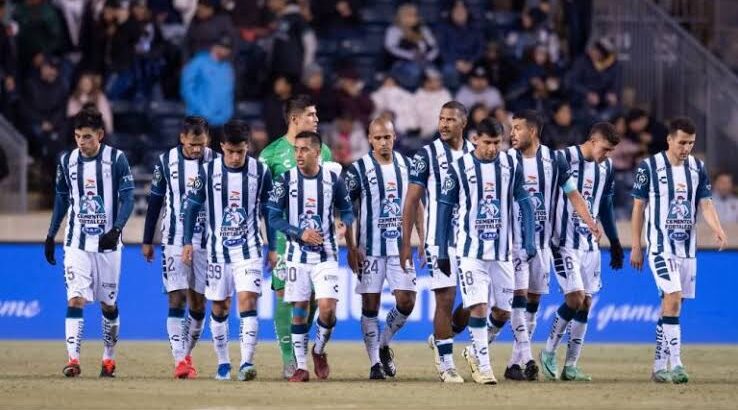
{"left": 414, "top": 200, "right": 426, "bottom": 265}
{"left": 696, "top": 161, "right": 727, "bottom": 250}
{"left": 142, "top": 158, "right": 167, "bottom": 261}
{"left": 401, "top": 150, "right": 429, "bottom": 271}
{"left": 181, "top": 169, "right": 206, "bottom": 265}
{"left": 599, "top": 164, "right": 623, "bottom": 269}
{"left": 630, "top": 160, "right": 651, "bottom": 270}
{"left": 434, "top": 164, "right": 461, "bottom": 275}
{"left": 556, "top": 152, "right": 600, "bottom": 238}
{"left": 512, "top": 163, "right": 537, "bottom": 260}
{"left": 100, "top": 153, "right": 135, "bottom": 250}
{"left": 45, "top": 156, "right": 71, "bottom": 265}
{"left": 258, "top": 168, "right": 279, "bottom": 269}
{"left": 342, "top": 166, "right": 363, "bottom": 273}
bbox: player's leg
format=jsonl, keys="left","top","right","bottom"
{"left": 233, "top": 258, "right": 263, "bottom": 381}
{"left": 526, "top": 247, "right": 551, "bottom": 341}
{"left": 310, "top": 261, "right": 341, "bottom": 380}
{"left": 161, "top": 246, "right": 190, "bottom": 377}
{"left": 272, "top": 254, "right": 296, "bottom": 378}
{"left": 62, "top": 248, "right": 93, "bottom": 377}
{"left": 182, "top": 248, "right": 208, "bottom": 369}
{"left": 355, "top": 256, "right": 385, "bottom": 377}
{"left": 378, "top": 256, "right": 417, "bottom": 377}
{"left": 96, "top": 250, "right": 122, "bottom": 378}
{"left": 428, "top": 246, "right": 462, "bottom": 381}
{"left": 205, "top": 262, "right": 233, "bottom": 380}
{"left": 285, "top": 262, "right": 312, "bottom": 382}
{"left": 561, "top": 249, "right": 599, "bottom": 381}
{"left": 507, "top": 251, "right": 530, "bottom": 380}
{"left": 458, "top": 258, "right": 494, "bottom": 384}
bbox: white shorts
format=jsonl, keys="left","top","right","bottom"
{"left": 648, "top": 254, "right": 697, "bottom": 299}
{"left": 552, "top": 247, "right": 602, "bottom": 295}
{"left": 162, "top": 246, "right": 207, "bottom": 294}
{"left": 204, "top": 258, "right": 263, "bottom": 301}
{"left": 426, "top": 245, "right": 459, "bottom": 290}
{"left": 63, "top": 247, "right": 121, "bottom": 305}
{"left": 284, "top": 260, "right": 341, "bottom": 302}
{"left": 512, "top": 247, "right": 552, "bottom": 294}
{"left": 355, "top": 256, "right": 417, "bottom": 294}
{"left": 457, "top": 257, "right": 515, "bottom": 311}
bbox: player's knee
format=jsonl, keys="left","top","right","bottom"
{"left": 167, "top": 290, "right": 186, "bottom": 309}
{"left": 361, "top": 294, "right": 381, "bottom": 311}
{"left": 100, "top": 302, "right": 117, "bottom": 314}
{"left": 582, "top": 296, "right": 593, "bottom": 310}
{"left": 434, "top": 288, "right": 455, "bottom": 309}
{"left": 211, "top": 301, "right": 228, "bottom": 316}
{"left": 662, "top": 292, "right": 682, "bottom": 315}
{"left": 396, "top": 293, "right": 416, "bottom": 314}
{"left": 527, "top": 293, "right": 542, "bottom": 304}
{"left": 469, "top": 303, "right": 487, "bottom": 317}
{"left": 67, "top": 297, "right": 85, "bottom": 308}
{"left": 491, "top": 307, "right": 511, "bottom": 323}
{"left": 566, "top": 292, "right": 585, "bottom": 310}
{"left": 513, "top": 288, "right": 528, "bottom": 297}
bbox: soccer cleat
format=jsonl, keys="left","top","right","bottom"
{"left": 671, "top": 366, "right": 689, "bottom": 384}
{"left": 651, "top": 369, "right": 673, "bottom": 383}
{"left": 524, "top": 359, "right": 540, "bottom": 381}
{"left": 63, "top": 359, "right": 81, "bottom": 377}
{"left": 174, "top": 360, "right": 190, "bottom": 379}
{"left": 379, "top": 346, "right": 397, "bottom": 377}
{"left": 282, "top": 360, "right": 297, "bottom": 379}
{"left": 439, "top": 368, "right": 465, "bottom": 383}
{"left": 369, "top": 363, "right": 386, "bottom": 380}
{"left": 472, "top": 370, "right": 498, "bottom": 385}
{"left": 462, "top": 345, "right": 480, "bottom": 379}
{"left": 560, "top": 365, "right": 592, "bottom": 382}
{"left": 100, "top": 359, "right": 116, "bottom": 377}
{"left": 184, "top": 355, "right": 198, "bottom": 378}
{"left": 311, "top": 346, "right": 330, "bottom": 380}
{"left": 540, "top": 350, "right": 558, "bottom": 381}
{"left": 504, "top": 364, "right": 525, "bottom": 381}
{"left": 288, "top": 368, "right": 310, "bottom": 382}
{"left": 237, "top": 363, "right": 257, "bottom": 381}
{"left": 428, "top": 335, "right": 441, "bottom": 374}
{"left": 215, "top": 363, "right": 231, "bottom": 380}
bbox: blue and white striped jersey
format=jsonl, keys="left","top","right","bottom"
{"left": 150, "top": 146, "right": 217, "bottom": 248}
{"left": 55, "top": 144, "right": 134, "bottom": 252}
{"left": 410, "top": 138, "right": 475, "bottom": 250}
{"left": 551, "top": 146, "right": 614, "bottom": 251}
{"left": 631, "top": 152, "right": 711, "bottom": 258}
{"left": 344, "top": 151, "right": 412, "bottom": 257}
{"left": 442, "top": 151, "right": 529, "bottom": 261}
{"left": 188, "top": 156, "right": 272, "bottom": 263}
{"left": 509, "top": 145, "right": 572, "bottom": 250}
{"left": 267, "top": 166, "right": 354, "bottom": 264}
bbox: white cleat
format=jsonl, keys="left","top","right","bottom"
{"left": 427, "top": 334, "right": 441, "bottom": 374}
{"left": 439, "top": 368, "right": 465, "bottom": 383}
{"left": 462, "top": 345, "right": 479, "bottom": 377}
{"left": 472, "top": 369, "right": 498, "bottom": 385}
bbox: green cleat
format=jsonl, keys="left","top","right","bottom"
{"left": 539, "top": 350, "right": 558, "bottom": 381}
{"left": 651, "top": 369, "right": 673, "bottom": 383}
{"left": 671, "top": 366, "right": 689, "bottom": 384}
{"left": 560, "top": 365, "right": 592, "bottom": 382}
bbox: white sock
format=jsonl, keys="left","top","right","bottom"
{"left": 564, "top": 311, "right": 589, "bottom": 367}
{"left": 65, "top": 308, "right": 84, "bottom": 361}
{"left": 361, "top": 312, "right": 380, "bottom": 365}
{"left": 469, "top": 317, "right": 491, "bottom": 373}
{"left": 102, "top": 310, "right": 120, "bottom": 361}
{"left": 525, "top": 302, "right": 539, "bottom": 338}
{"left": 210, "top": 314, "right": 230, "bottom": 365}
{"left": 545, "top": 304, "right": 576, "bottom": 353}
{"left": 291, "top": 324, "right": 309, "bottom": 370}
{"left": 487, "top": 316, "right": 506, "bottom": 345}
{"left": 653, "top": 319, "right": 668, "bottom": 372}
{"left": 436, "top": 338, "right": 455, "bottom": 371}
{"left": 662, "top": 317, "right": 682, "bottom": 368}
{"left": 314, "top": 319, "right": 334, "bottom": 355}
{"left": 380, "top": 306, "right": 409, "bottom": 347}
{"left": 511, "top": 305, "right": 532, "bottom": 365}
{"left": 167, "top": 309, "right": 186, "bottom": 362}
{"left": 239, "top": 312, "right": 258, "bottom": 366}
{"left": 184, "top": 310, "right": 205, "bottom": 357}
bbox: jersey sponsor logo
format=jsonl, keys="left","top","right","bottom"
{"left": 298, "top": 209, "right": 323, "bottom": 252}
{"left": 78, "top": 193, "right": 106, "bottom": 235}
{"left": 379, "top": 193, "right": 402, "bottom": 239}
{"left": 476, "top": 195, "right": 501, "bottom": 240}
{"left": 221, "top": 205, "right": 248, "bottom": 248}
{"left": 666, "top": 194, "right": 693, "bottom": 240}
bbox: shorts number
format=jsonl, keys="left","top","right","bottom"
{"left": 167, "top": 257, "right": 175, "bottom": 272}
{"left": 64, "top": 267, "right": 74, "bottom": 282}
{"left": 464, "top": 271, "right": 474, "bottom": 286}
{"left": 207, "top": 264, "right": 222, "bottom": 280}
{"left": 363, "top": 259, "right": 378, "bottom": 275}
{"left": 288, "top": 267, "right": 297, "bottom": 282}
{"left": 513, "top": 258, "right": 522, "bottom": 272}
{"left": 667, "top": 258, "right": 677, "bottom": 272}
{"left": 564, "top": 256, "right": 574, "bottom": 271}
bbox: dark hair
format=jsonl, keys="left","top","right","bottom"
{"left": 295, "top": 130, "right": 322, "bottom": 147}
{"left": 551, "top": 100, "right": 571, "bottom": 114}
{"left": 589, "top": 122, "right": 620, "bottom": 145}
{"left": 73, "top": 107, "right": 105, "bottom": 131}
{"left": 283, "top": 94, "right": 315, "bottom": 124}
{"left": 625, "top": 108, "right": 648, "bottom": 124}
{"left": 669, "top": 117, "right": 696, "bottom": 136}
{"left": 182, "top": 115, "right": 209, "bottom": 137}
{"left": 441, "top": 100, "right": 468, "bottom": 119}
{"left": 222, "top": 119, "right": 250, "bottom": 145}
{"left": 476, "top": 117, "right": 505, "bottom": 138}
{"left": 512, "top": 109, "right": 543, "bottom": 136}
{"left": 714, "top": 170, "right": 732, "bottom": 180}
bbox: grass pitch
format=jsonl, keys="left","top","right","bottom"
{"left": 1, "top": 341, "right": 737, "bottom": 409}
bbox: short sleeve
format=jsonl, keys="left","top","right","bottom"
{"left": 409, "top": 149, "right": 430, "bottom": 187}
{"left": 631, "top": 160, "right": 650, "bottom": 199}
{"left": 115, "top": 152, "right": 134, "bottom": 192}
{"left": 189, "top": 165, "right": 207, "bottom": 204}
{"left": 333, "top": 175, "right": 353, "bottom": 212}
{"left": 554, "top": 151, "right": 574, "bottom": 188}
{"left": 150, "top": 157, "right": 167, "bottom": 196}
{"left": 439, "top": 162, "right": 460, "bottom": 204}
{"left": 696, "top": 160, "right": 712, "bottom": 200}
{"left": 512, "top": 162, "right": 529, "bottom": 202}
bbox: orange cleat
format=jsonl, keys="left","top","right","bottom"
{"left": 288, "top": 368, "right": 309, "bottom": 382}
{"left": 99, "top": 359, "right": 116, "bottom": 377}
{"left": 63, "top": 359, "right": 81, "bottom": 377}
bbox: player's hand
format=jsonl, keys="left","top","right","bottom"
{"left": 98, "top": 227, "right": 121, "bottom": 251}
{"left": 525, "top": 245, "right": 537, "bottom": 262}
{"left": 182, "top": 244, "right": 194, "bottom": 266}
{"left": 267, "top": 250, "right": 279, "bottom": 270}
{"left": 715, "top": 228, "right": 727, "bottom": 251}
{"left": 417, "top": 243, "right": 427, "bottom": 268}
{"left": 589, "top": 224, "right": 602, "bottom": 242}
{"left": 142, "top": 244, "right": 154, "bottom": 262}
{"left": 399, "top": 244, "right": 413, "bottom": 273}
{"left": 44, "top": 236, "right": 56, "bottom": 265}
{"left": 300, "top": 229, "right": 323, "bottom": 246}
{"left": 437, "top": 258, "right": 452, "bottom": 277}
{"left": 347, "top": 247, "right": 364, "bottom": 274}
{"left": 609, "top": 239, "right": 624, "bottom": 270}
{"left": 630, "top": 246, "right": 644, "bottom": 271}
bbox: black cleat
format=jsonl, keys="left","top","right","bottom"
{"left": 524, "top": 360, "right": 539, "bottom": 381}
{"left": 379, "top": 346, "right": 397, "bottom": 377}
{"left": 504, "top": 364, "right": 525, "bottom": 381}
{"left": 370, "top": 363, "right": 386, "bottom": 380}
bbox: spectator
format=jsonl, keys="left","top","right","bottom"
{"left": 180, "top": 36, "right": 234, "bottom": 132}
{"left": 0, "top": 0, "right": 18, "bottom": 114}
{"left": 248, "top": 120, "right": 270, "bottom": 156}
{"left": 299, "top": 63, "right": 338, "bottom": 123}
{"left": 507, "top": 44, "right": 562, "bottom": 111}
{"left": 335, "top": 67, "right": 373, "bottom": 127}
{"left": 67, "top": 72, "right": 114, "bottom": 133}
{"left": 383, "top": 3, "right": 438, "bottom": 89}
{"left": 711, "top": 171, "right": 738, "bottom": 223}
{"left": 565, "top": 37, "right": 621, "bottom": 120}
{"left": 310, "top": 0, "right": 362, "bottom": 40}
{"left": 464, "top": 102, "right": 489, "bottom": 142}
{"left": 232, "top": 0, "right": 269, "bottom": 40}
{"left": 626, "top": 108, "right": 669, "bottom": 155}
{"left": 128, "top": 0, "right": 167, "bottom": 100}
{"left": 267, "top": 0, "right": 316, "bottom": 80}
{"left": 371, "top": 70, "right": 418, "bottom": 136}
{"left": 13, "top": 0, "right": 64, "bottom": 71}
{"left": 263, "top": 74, "right": 294, "bottom": 143}
{"left": 436, "top": 0, "right": 483, "bottom": 89}
{"left": 81, "top": 0, "right": 121, "bottom": 75}
{"left": 491, "top": 105, "right": 512, "bottom": 150}
{"left": 54, "top": 0, "right": 88, "bottom": 53}
{"left": 455, "top": 65, "right": 503, "bottom": 112}
{"left": 610, "top": 113, "right": 646, "bottom": 218}
{"left": 327, "top": 112, "right": 368, "bottom": 168}
{"left": 185, "top": 0, "right": 237, "bottom": 55}
{"left": 414, "top": 68, "right": 452, "bottom": 140}
{"left": 504, "top": 6, "right": 559, "bottom": 63}
{"left": 101, "top": 1, "right": 142, "bottom": 100}
{"left": 173, "top": 0, "right": 199, "bottom": 28}
{"left": 475, "top": 40, "right": 517, "bottom": 95}
{"left": 542, "top": 100, "right": 584, "bottom": 149}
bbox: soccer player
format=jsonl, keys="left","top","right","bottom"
{"left": 44, "top": 107, "right": 135, "bottom": 378}
{"left": 181, "top": 120, "right": 272, "bottom": 381}
{"left": 259, "top": 94, "right": 332, "bottom": 377}
{"left": 440, "top": 117, "right": 538, "bottom": 384}
{"left": 504, "top": 110, "right": 601, "bottom": 381}
{"left": 400, "top": 101, "right": 475, "bottom": 383}
{"left": 141, "top": 116, "right": 216, "bottom": 378}
{"left": 539, "top": 122, "right": 624, "bottom": 382}
{"left": 630, "top": 117, "right": 726, "bottom": 384}
{"left": 267, "top": 130, "right": 355, "bottom": 382}
{"left": 344, "top": 118, "right": 420, "bottom": 379}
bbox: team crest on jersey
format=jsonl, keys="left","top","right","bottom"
{"left": 666, "top": 195, "right": 693, "bottom": 241}
{"left": 221, "top": 205, "right": 248, "bottom": 247}
{"left": 153, "top": 165, "right": 162, "bottom": 184}
{"left": 189, "top": 176, "right": 203, "bottom": 190}
{"left": 476, "top": 195, "right": 501, "bottom": 240}
{"left": 379, "top": 193, "right": 402, "bottom": 239}
{"left": 299, "top": 210, "right": 323, "bottom": 252}
{"left": 345, "top": 171, "right": 358, "bottom": 191}
{"left": 78, "top": 193, "right": 106, "bottom": 235}
{"left": 411, "top": 155, "right": 426, "bottom": 176}
{"left": 633, "top": 168, "right": 648, "bottom": 190}
{"left": 441, "top": 174, "right": 456, "bottom": 195}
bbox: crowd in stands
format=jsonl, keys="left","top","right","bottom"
{"left": 0, "top": 0, "right": 733, "bottom": 219}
